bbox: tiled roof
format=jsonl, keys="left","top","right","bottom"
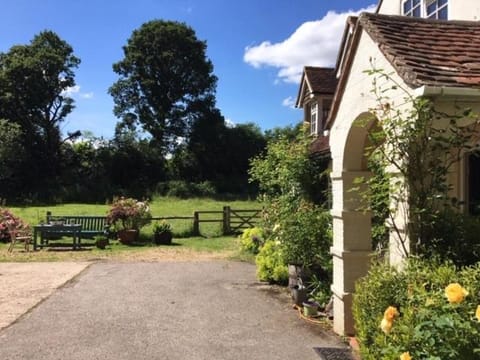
{"left": 359, "top": 13, "right": 480, "bottom": 88}
{"left": 310, "top": 134, "right": 330, "bottom": 155}
{"left": 304, "top": 67, "right": 337, "bottom": 94}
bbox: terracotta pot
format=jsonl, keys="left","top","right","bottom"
{"left": 117, "top": 229, "right": 138, "bottom": 245}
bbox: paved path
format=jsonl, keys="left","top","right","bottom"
{"left": 0, "top": 261, "right": 347, "bottom": 359}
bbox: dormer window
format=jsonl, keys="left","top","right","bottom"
{"left": 310, "top": 102, "right": 318, "bottom": 135}
{"left": 403, "top": 0, "right": 421, "bottom": 17}
{"left": 402, "top": 0, "right": 448, "bottom": 20}
{"left": 426, "top": 0, "right": 448, "bottom": 20}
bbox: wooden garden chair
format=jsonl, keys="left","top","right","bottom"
{"left": 7, "top": 224, "right": 32, "bottom": 253}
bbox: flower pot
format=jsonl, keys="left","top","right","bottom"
{"left": 154, "top": 231, "right": 172, "bottom": 245}
{"left": 291, "top": 285, "right": 308, "bottom": 307}
{"left": 95, "top": 238, "right": 109, "bottom": 249}
{"left": 117, "top": 229, "right": 138, "bottom": 245}
{"left": 302, "top": 300, "right": 319, "bottom": 317}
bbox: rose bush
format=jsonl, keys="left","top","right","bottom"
{"left": 353, "top": 258, "right": 480, "bottom": 360}
{"left": 106, "top": 197, "right": 152, "bottom": 231}
{"left": 0, "top": 208, "right": 26, "bottom": 242}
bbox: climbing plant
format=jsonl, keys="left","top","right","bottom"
{"left": 361, "top": 66, "right": 480, "bottom": 264}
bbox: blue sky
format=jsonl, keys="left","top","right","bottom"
{"left": 0, "top": 0, "right": 376, "bottom": 138}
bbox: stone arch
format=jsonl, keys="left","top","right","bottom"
{"left": 330, "top": 112, "right": 378, "bottom": 335}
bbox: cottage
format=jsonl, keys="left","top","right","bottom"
{"left": 298, "top": 0, "right": 480, "bottom": 335}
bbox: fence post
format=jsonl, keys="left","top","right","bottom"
{"left": 193, "top": 211, "right": 200, "bottom": 236}
{"left": 223, "top": 206, "right": 231, "bottom": 235}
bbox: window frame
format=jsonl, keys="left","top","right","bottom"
{"left": 402, "top": 0, "right": 448, "bottom": 20}
{"left": 310, "top": 102, "right": 318, "bottom": 136}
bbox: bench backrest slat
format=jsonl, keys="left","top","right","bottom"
{"left": 46, "top": 214, "right": 106, "bottom": 232}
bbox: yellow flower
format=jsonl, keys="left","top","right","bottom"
{"left": 380, "top": 318, "right": 393, "bottom": 334}
{"left": 384, "top": 306, "right": 399, "bottom": 321}
{"left": 445, "top": 283, "right": 469, "bottom": 304}
{"left": 476, "top": 305, "right": 480, "bottom": 322}
{"left": 400, "top": 352, "right": 412, "bottom": 360}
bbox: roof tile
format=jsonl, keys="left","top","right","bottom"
{"left": 359, "top": 13, "right": 480, "bottom": 88}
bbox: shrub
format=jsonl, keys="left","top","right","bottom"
{"left": 156, "top": 180, "right": 217, "bottom": 198}
{"left": 0, "top": 208, "right": 26, "bottom": 242}
{"left": 255, "top": 240, "right": 288, "bottom": 284}
{"left": 419, "top": 208, "right": 480, "bottom": 267}
{"left": 353, "top": 259, "right": 480, "bottom": 360}
{"left": 239, "top": 227, "right": 264, "bottom": 254}
{"left": 106, "top": 197, "right": 152, "bottom": 231}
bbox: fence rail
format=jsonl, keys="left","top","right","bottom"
{"left": 149, "top": 207, "right": 262, "bottom": 235}
{"left": 48, "top": 207, "right": 261, "bottom": 237}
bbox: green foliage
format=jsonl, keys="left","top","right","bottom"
{"left": 366, "top": 152, "right": 390, "bottom": 252}
{"left": 239, "top": 227, "right": 264, "bottom": 254}
{"left": 365, "top": 66, "right": 480, "bottom": 263}
{"left": 420, "top": 208, "right": 480, "bottom": 267}
{"left": 0, "top": 31, "right": 80, "bottom": 201}
{"left": 255, "top": 240, "right": 288, "bottom": 284}
{"left": 156, "top": 180, "right": 216, "bottom": 199}
{"left": 249, "top": 127, "right": 331, "bottom": 288}
{"left": 153, "top": 220, "right": 172, "bottom": 234}
{"left": 274, "top": 199, "right": 332, "bottom": 268}
{"left": 353, "top": 259, "right": 480, "bottom": 360}
{"left": 109, "top": 20, "right": 217, "bottom": 155}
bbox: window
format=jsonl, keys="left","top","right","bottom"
{"left": 403, "top": 0, "right": 421, "bottom": 17}
{"left": 426, "top": 0, "right": 448, "bottom": 20}
{"left": 402, "top": 0, "right": 448, "bottom": 20}
{"left": 467, "top": 152, "right": 480, "bottom": 216}
{"left": 310, "top": 102, "right": 318, "bottom": 135}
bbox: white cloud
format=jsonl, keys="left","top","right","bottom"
{"left": 80, "top": 92, "right": 94, "bottom": 99}
{"left": 225, "top": 118, "right": 236, "bottom": 128}
{"left": 244, "top": 4, "right": 377, "bottom": 84}
{"left": 282, "top": 96, "right": 296, "bottom": 109}
{"left": 62, "top": 85, "right": 80, "bottom": 96}
{"left": 61, "top": 85, "right": 94, "bottom": 99}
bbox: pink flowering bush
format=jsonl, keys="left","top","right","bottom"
{"left": 106, "top": 197, "right": 151, "bottom": 231}
{"left": 0, "top": 208, "right": 28, "bottom": 242}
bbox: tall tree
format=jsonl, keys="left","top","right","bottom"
{"left": 0, "top": 31, "right": 80, "bottom": 199}
{"left": 109, "top": 20, "right": 217, "bottom": 154}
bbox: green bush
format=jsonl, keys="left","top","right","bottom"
{"left": 255, "top": 240, "right": 288, "bottom": 284}
{"left": 239, "top": 227, "right": 264, "bottom": 254}
{"left": 420, "top": 208, "right": 480, "bottom": 267}
{"left": 353, "top": 259, "right": 480, "bottom": 360}
{"left": 156, "top": 180, "right": 217, "bottom": 198}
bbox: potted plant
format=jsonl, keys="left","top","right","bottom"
{"left": 153, "top": 221, "right": 173, "bottom": 245}
{"left": 94, "top": 235, "right": 109, "bottom": 249}
{"left": 106, "top": 197, "right": 152, "bottom": 245}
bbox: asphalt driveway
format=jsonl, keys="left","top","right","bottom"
{"left": 0, "top": 261, "right": 347, "bottom": 359}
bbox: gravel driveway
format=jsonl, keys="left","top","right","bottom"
{"left": 0, "top": 261, "right": 348, "bottom": 359}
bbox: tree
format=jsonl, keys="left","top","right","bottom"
{"left": 0, "top": 31, "right": 80, "bottom": 199}
{"left": 109, "top": 20, "right": 217, "bottom": 155}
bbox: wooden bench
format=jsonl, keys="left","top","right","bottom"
{"left": 46, "top": 212, "right": 108, "bottom": 239}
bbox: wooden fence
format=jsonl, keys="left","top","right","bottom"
{"left": 151, "top": 206, "right": 261, "bottom": 235}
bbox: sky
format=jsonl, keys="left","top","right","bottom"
{"left": 0, "top": 0, "right": 377, "bottom": 139}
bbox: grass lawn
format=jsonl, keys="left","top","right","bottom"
{"left": 0, "top": 235, "right": 244, "bottom": 262}
{"left": 8, "top": 196, "right": 261, "bottom": 237}
{"left": 1, "top": 196, "right": 260, "bottom": 262}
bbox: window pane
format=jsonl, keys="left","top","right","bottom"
{"left": 438, "top": 6, "right": 448, "bottom": 19}
{"left": 438, "top": 0, "right": 448, "bottom": 6}
{"left": 427, "top": 2, "right": 437, "bottom": 15}
{"left": 403, "top": 0, "right": 412, "bottom": 14}
{"left": 413, "top": 0, "right": 420, "bottom": 6}
{"left": 413, "top": 6, "right": 421, "bottom": 17}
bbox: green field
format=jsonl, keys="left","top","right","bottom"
{"left": 8, "top": 196, "right": 260, "bottom": 238}
{"left": 1, "top": 196, "right": 261, "bottom": 262}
